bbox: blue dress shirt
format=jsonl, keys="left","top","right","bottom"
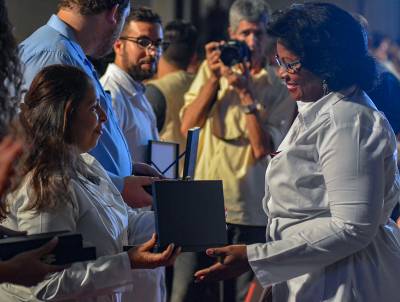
{"left": 19, "top": 15, "right": 132, "bottom": 191}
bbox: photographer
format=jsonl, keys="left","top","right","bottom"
{"left": 178, "top": 0, "right": 296, "bottom": 301}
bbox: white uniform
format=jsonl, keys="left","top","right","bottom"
{"left": 0, "top": 154, "right": 155, "bottom": 302}
{"left": 247, "top": 87, "right": 400, "bottom": 301}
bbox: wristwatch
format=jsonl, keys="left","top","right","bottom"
{"left": 241, "top": 103, "right": 259, "bottom": 114}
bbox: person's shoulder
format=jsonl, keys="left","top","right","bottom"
{"left": 20, "top": 24, "right": 74, "bottom": 58}
{"left": 330, "top": 89, "right": 390, "bottom": 131}
{"left": 149, "top": 71, "right": 194, "bottom": 92}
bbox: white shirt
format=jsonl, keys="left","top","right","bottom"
{"left": 101, "top": 63, "right": 159, "bottom": 163}
{"left": 0, "top": 154, "right": 155, "bottom": 302}
{"left": 247, "top": 87, "right": 400, "bottom": 301}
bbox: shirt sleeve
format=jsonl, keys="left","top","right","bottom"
{"left": 126, "top": 207, "right": 155, "bottom": 245}
{"left": 247, "top": 120, "right": 392, "bottom": 287}
{"left": 181, "top": 61, "right": 212, "bottom": 118}
{"left": 145, "top": 84, "right": 167, "bottom": 132}
{"left": 20, "top": 49, "right": 80, "bottom": 91}
{"left": 10, "top": 180, "right": 134, "bottom": 300}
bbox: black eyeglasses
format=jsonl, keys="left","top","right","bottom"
{"left": 119, "top": 36, "right": 168, "bottom": 51}
{"left": 275, "top": 55, "right": 301, "bottom": 74}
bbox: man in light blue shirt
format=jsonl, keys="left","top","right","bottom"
{"left": 19, "top": 0, "right": 154, "bottom": 208}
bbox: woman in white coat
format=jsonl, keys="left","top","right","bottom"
{"left": 195, "top": 3, "right": 400, "bottom": 301}
{"left": 0, "top": 64, "right": 179, "bottom": 301}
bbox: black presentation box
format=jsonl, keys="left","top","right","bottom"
{"left": 152, "top": 180, "right": 228, "bottom": 252}
{"left": 0, "top": 231, "right": 96, "bottom": 265}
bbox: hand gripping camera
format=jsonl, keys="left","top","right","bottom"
{"left": 219, "top": 40, "right": 251, "bottom": 67}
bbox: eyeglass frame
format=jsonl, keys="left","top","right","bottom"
{"left": 275, "top": 55, "right": 302, "bottom": 74}
{"left": 119, "top": 36, "right": 168, "bottom": 52}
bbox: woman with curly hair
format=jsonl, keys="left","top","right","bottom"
{"left": 195, "top": 3, "right": 400, "bottom": 301}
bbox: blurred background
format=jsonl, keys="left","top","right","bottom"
{"left": 7, "top": 0, "right": 400, "bottom": 44}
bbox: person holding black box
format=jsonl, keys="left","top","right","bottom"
{"left": 0, "top": 65, "right": 179, "bottom": 302}
{"left": 195, "top": 3, "right": 400, "bottom": 301}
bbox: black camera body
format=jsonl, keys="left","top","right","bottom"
{"left": 219, "top": 40, "right": 251, "bottom": 67}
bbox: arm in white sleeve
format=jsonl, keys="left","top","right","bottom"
{"left": 127, "top": 207, "right": 155, "bottom": 245}
{"left": 34, "top": 253, "right": 133, "bottom": 301}
{"left": 14, "top": 182, "right": 134, "bottom": 300}
{"left": 248, "top": 123, "right": 391, "bottom": 286}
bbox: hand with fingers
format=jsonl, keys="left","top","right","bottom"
{"left": 194, "top": 244, "right": 250, "bottom": 283}
{"left": 0, "top": 237, "right": 67, "bottom": 286}
{"left": 224, "top": 62, "right": 253, "bottom": 98}
{"left": 0, "top": 135, "right": 23, "bottom": 197}
{"left": 133, "top": 162, "right": 165, "bottom": 179}
{"left": 205, "top": 41, "right": 225, "bottom": 80}
{"left": 122, "top": 175, "right": 156, "bottom": 208}
{"left": 127, "top": 233, "right": 181, "bottom": 269}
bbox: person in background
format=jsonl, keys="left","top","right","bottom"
{"left": 178, "top": 0, "right": 296, "bottom": 301}
{"left": 145, "top": 20, "right": 198, "bottom": 171}
{"left": 195, "top": 3, "right": 400, "bottom": 301}
{"left": 369, "top": 31, "right": 400, "bottom": 80}
{"left": 101, "top": 7, "right": 161, "bottom": 164}
{"left": 0, "top": 65, "right": 179, "bottom": 301}
{"left": 354, "top": 13, "right": 400, "bottom": 225}
{"left": 0, "top": 0, "right": 66, "bottom": 286}
{"left": 100, "top": 7, "right": 168, "bottom": 301}
{"left": 19, "top": 0, "right": 156, "bottom": 210}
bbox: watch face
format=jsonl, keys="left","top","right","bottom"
{"left": 242, "top": 103, "right": 258, "bottom": 114}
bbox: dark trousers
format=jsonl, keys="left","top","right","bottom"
{"left": 170, "top": 223, "right": 266, "bottom": 302}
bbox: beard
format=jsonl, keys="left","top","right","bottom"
{"left": 127, "top": 59, "right": 157, "bottom": 82}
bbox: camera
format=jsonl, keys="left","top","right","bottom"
{"left": 219, "top": 40, "right": 251, "bottom": 67}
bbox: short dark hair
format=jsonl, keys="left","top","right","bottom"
{"left": 268, "top": 2, "right": 377, "bottom": 92}
{"left": 122, "top": 6, "right": 162, "bottom": 33}
{"left": 162, "top": 20, "right": 198, "bottom": 70}
{"left": 58, "top": 0, "right": 129, "bottom": 16}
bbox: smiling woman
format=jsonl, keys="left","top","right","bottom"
{"left": 194, "top": 3, "right": 400, "bottom": 302}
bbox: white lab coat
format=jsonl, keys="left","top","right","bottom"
{"left": 0, "top": 154, "right": 155, "bottom": 301}
{"left": 247, "top": 87, "right": 400, "bottom": 301}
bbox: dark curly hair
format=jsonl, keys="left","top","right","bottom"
{"left": 0, "top": 0, "right": 22, "bottom": 138}
{"left": 16, "top": 65, "right": 98, "bottom": 211}
{"left": 58, "top": 0, "right": 129, "bottom": 16}
{"left": 267, "top": 2, "right": 377, "bottom": 92}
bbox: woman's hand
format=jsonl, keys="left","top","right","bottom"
{"left": 0, "top": 237, "right": 66, "bottom": 286}
{"left": 194, "top": 244, "right": 250, "bottom": 282}
{"left": 128, "top": 233, "right": 181, "bottom": 269}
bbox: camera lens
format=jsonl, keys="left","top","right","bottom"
{"left": 219, "top": 40, "right": 251, "bottom": 67}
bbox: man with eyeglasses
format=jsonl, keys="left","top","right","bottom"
{"left": 179, "top": 0, "right": 296, "bottom": 301}
{"left": 100, "top": 10, "right": 166, "bottom": 301}
{"left": 101, "top": 7, "right": 162, "bottom": 165}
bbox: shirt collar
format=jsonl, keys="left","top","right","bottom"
{"left": 296, "top": 85, "right": 359, "bottom": 128}
{"left": 106, "top": 63, "right": 146, "bottom": 93}
{"left": 47, "top": 14, "right": 87, "bottom": 62}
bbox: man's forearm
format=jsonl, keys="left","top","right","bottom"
{"left": 181, "top": 76, "right": 220, "bottom": 135}
{"left": 240, "top": 92, "right": 273, "bottom": 159}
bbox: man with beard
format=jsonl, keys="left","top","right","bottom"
{"left": 19, "top": 0, "right": 156, "bottom": 210}
{"left": 101, "top": 7, "right": 162, "bottom": 163}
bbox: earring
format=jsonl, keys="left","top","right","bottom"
{"left": 322, "top": 80, "right": 329, "bottom": 96}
